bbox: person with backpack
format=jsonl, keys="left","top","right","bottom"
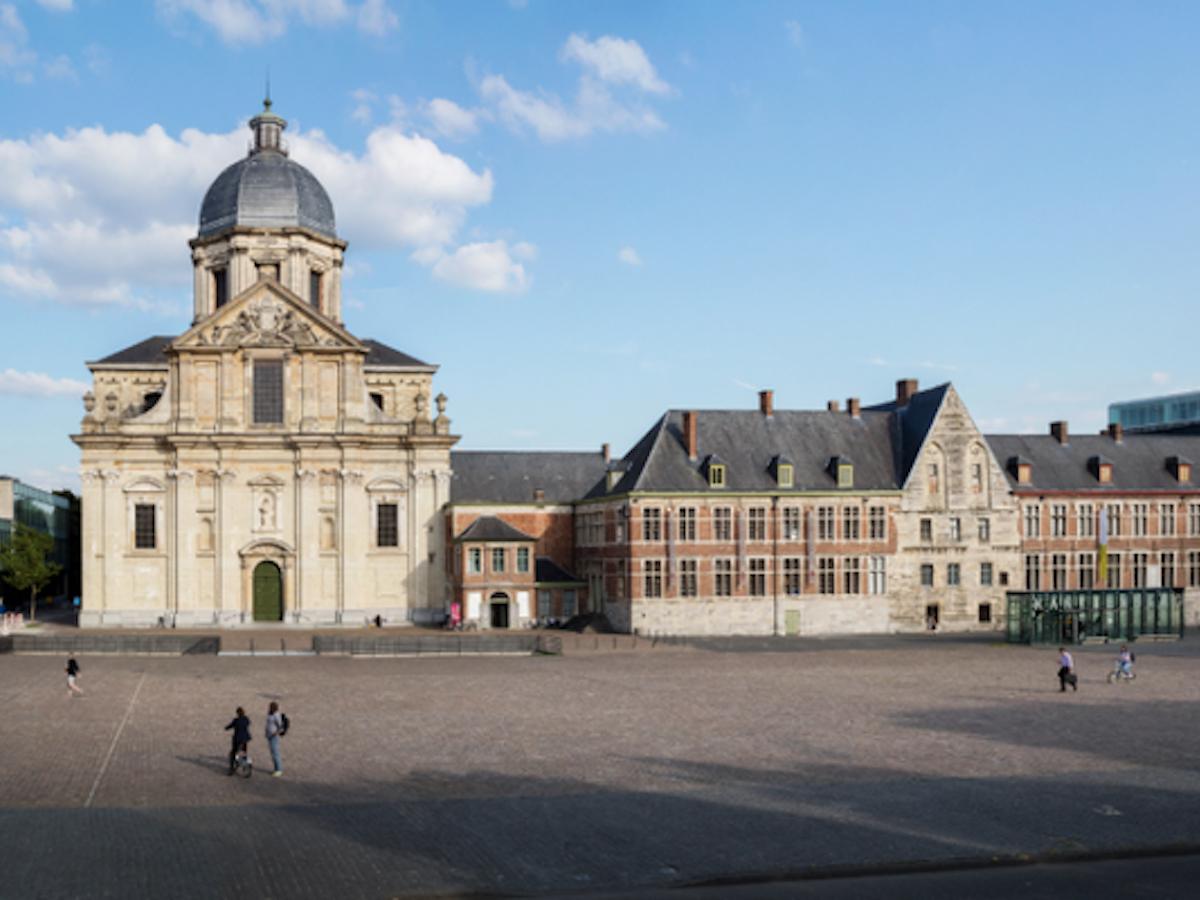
{"left": 265, "top": 701, "right": 288, "bottom": 777}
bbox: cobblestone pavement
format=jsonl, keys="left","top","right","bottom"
{"left": 2, "top": 639, "right": 1199, "bottom": 898}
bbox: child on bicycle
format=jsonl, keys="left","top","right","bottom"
{"left": 1115, "top": 644, "right": 1134, "bottom": 679}
{"left": 225, "top": 706, "right": 251, "bottom": 775}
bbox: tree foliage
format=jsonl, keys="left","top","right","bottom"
{"left": 0, "top": 523, "right": 62, "bottom": 621}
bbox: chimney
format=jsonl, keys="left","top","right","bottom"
{"left": 847, "top": 397, "right": 861, "bottom": 418}
{"left": 602, "top": 442, "right": 611, "bottom": 463}
{"left": 896, "top": 378, "right": 918, "bottom": 407}
{"left": 1050, "top": 421, "right": 1068, "bottom": 445}
{"left": 758, "top": 389, "right": 774, "bottom": 417}
{"left": 683, "top": 411, "right": 697, "bottom": 460}
{"left": 1108, "top": 422, "right": 1124, "bottom": 443}
{"left": 827, "top": 400, "right": 840, "bottom": 413}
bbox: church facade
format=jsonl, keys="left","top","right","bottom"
{"left": 72, "top": 103, "right": 456, "bottom": 627}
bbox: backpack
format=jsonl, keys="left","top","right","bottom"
{"left": 279, "top": 713, "right": 290, "bottom": 737}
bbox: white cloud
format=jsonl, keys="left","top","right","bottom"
{"left": 617, "top": 246, "right": 641, "bottom": 266}
{"left": 156, "top": 0, "right": 394, "bottom": 45}
{"left": 424, "top": 240, "right": 532, "bottom": 293}
{"left": 0, "top": 368, "right": 89, "bottom": 398}
{"left": 785, "top": 20, "right": 804, "bottom": 49}
{"left": 36, "top": 0, "right": 74, "bottom": 10}
{"left": 350, "top": 88, "right": 375, "bottom": 124}
{"left": 0, "top": 116, "right": 510, "bottom": 304}
{"left": 560, "top": 34, "right": 671, "bottom": 95}
{"left": 1151, "top": 371, "right": 1171, "bottom": 386}
{"left": 43, "top": 54, "right": 76, "bottom": 80}
{"left": 424, "top": 98, "right": 479, "bottom": 139}
{"left": 0, "top": 3, "right": 36, "bottom": 75}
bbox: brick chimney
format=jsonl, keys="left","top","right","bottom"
{"left": 827, "top": 400, "right": 840, "bottom": 412}
{"left": 1050, "top": 421, "right": 1068, "bottom": 445}
{"left": 758, "top": 389, "right": 774, "bottom": 417}
{"left": 1108, "top": 422, "right": 1123, "bottom": 443}
{"left": 896, "top": 378, "right": 918, "bottom": 407}
{"left": 847, "top": 397, "right": 861, "bottom": 418}
{"left": 683, "top": 411, "right": 697, "bottom": 460}
{"left": 602, "top": 442, "right": 611, "bottom": 462}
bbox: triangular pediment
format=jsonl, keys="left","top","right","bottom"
{"left": 172, "top": 279, "right": 365, "bottom": 353}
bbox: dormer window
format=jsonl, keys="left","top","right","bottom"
{"left": 778, "top": 464, "right": 794, "bottom": 488}
{"left": 829, "top": 455, "right": 853, "bottom": 488}
{"left": 1089, "top": 455, "right": 1113, "bottom": 484}
{"left": 1169, "top": 456, "right": 1192, "bottom": 483}
{"left": 705, "top": 455, "right": 726, "bottom": 488}
{"left": 1008, "top": 456, "right": 1032, "bottom": 485}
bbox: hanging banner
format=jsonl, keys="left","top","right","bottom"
{"left": 1098, "top": 506, "right": 1109, "bottom": 583}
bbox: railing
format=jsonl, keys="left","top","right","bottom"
{"left": 314, "top": 633, "right": 562, "bottom": 657}
{"left": 3, "top": 634, "right": 220, "bottom": 655}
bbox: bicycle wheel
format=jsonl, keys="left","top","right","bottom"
{"left": 1107, "top": 671, "right": 1115, "bottom": 684}
{"left": 238, "top": 756, "right": 253, "bottom": 778}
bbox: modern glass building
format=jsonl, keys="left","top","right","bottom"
{"left": 1108, "top": 390, "right": 1200, "bottom": 433}
{"left": 1006, "top": 589, "right": 1183, "bottom": 644}
{"left": 0, "top": 476, "right": 78, "bottom": 605}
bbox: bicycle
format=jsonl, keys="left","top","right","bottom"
{"left": 1106, "top": 664, "right": 1136, "bottom": 684}
{"left": 232, "top": 746, "right": 253, "bottom": 778}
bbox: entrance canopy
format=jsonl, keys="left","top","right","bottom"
{"left": 1006, "top": 589, "right": 1183, "bottom": 644}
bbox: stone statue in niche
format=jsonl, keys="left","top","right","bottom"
{"left": 256, "top": 492, "right": 278, "bottom": 532}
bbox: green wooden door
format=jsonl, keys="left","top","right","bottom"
{"left": 253, "top": 561, "right": 283, "bottom": 621}
{"left": 784, "top": 610, "right": 801, "bottom": 636}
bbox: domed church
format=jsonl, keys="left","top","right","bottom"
{"left": 72, "top": 102, "right": 457, "bottom": 627}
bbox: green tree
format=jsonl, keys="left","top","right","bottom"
{"left": 0, "top": 523, "right": 62, "bottom": 623}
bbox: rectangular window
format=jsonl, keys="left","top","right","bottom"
{"left": 748, "top": 558, "right": 767, "bottom": 596}
{"left": 1051, "top": 553, "right": 1067, "bottom": 590}
{"left": 1189, "top": 551, "right": 1200, "bottom": 588}
{"left": 783, "top": 507, "right": 802, "bottom": 540}
{"left": 1107, "top": 504, "right": 1122, "bottom": 537}
{"left": 1051, "top": 504, "right": 1067, "bottom": 537}
{"left": 643, "top": 560, "right": 663, "bottom": 598}
{"left": 843, "top": 557, "right": 861, "bottom": 594}
{"left": 134, "top": 503, "right": 156, "bottom": 549}
{"left": 537, "top": 590, "right": 551, "bottom": 618}
{"left": 1078, "top": 552, "right": 1095, "bottom": 589}
{"left": 928, "top": 463, "right": 939, "bottom": 495}
{"left": 252, "top": 359, "right": 284, "bottom": 424}
{"left": 1160, "top": 503, "right": 1176, "bottom": 536}
{"left": 309, "top": 270, "right": 322, "bottom": 308}
{"left": 714, "top": 559, "right": 733, "bottom": 596}
{"left": 980, "top": 562, "right": 993, "bottom": 586}
{"left": 784, "top": 557, "right": 802, "bottom": 595}
{"left": 868, "top": 556, "right": 886, "bottom": 594}
{"left": 713, "top": 507, "right": 732, "bottom": 541}
{"left": 818, "top": 506, "right": 835, "bottom": 541}
{"left": 516, "top": 547, "right": 530, "bottom": 573}
{"left": 1107, "top": 553, "right": 1122, "bottom": 589}
{"left": 1132, "top": 552, "right": 1148, "bottom": 588}
{"left": 978, "top": 603, "right": 992, "bottom": 624}
{"left": 947, "top": 563, "right": 960, "bottom": 586}
{"left": 948, "top": 517, "right": 961, "bottom": 541}
{"left": 1024, "top": 554, "right": 1040, "bottom": 590}
{"left": 843, "top": 507, "right": 861, "bottom": 541}
{"left": 708, "top": 464, "right": 726, "bottom": 487}
{"left": 1024, "top": 505, "right": 1041, "bottom": 538}
{"left": 1132, "top": 503, "right": 1148, "bottom": 537}
{"left": 818, "top": 558, "right": 836, "bottom": 594}
{"left": 1190, "top": 504, "right": 1200, "bottom": 537}
{"left": 972, "top": 463, "right": 984, "bottom": 494}
{"left": 491, "top": 548, "right": 506, "bottom": 573}
{"left": 642, "top": 507, "right": 662, "bottom": 541}
{"left": 680, "top": 559, "right": 698, "bottom": 597}
{"left": 920, "top": 563, "right": 934, "bottom": 587}
{"left": 920, "top": 518, "right": 933, "bottom": 543}
{"left": 562, "top": 590, "right": 577, "bottom": 618}
{"left": 978, "top": 517, "right": 991, "bottom": 543}
{"left": 748, "top": 507, "right": 767, "bottom": 541}
{"left": 376, "top": 503, "right": 398, "bottom": 547}
{"left": 868, "top": 506, "right": 886, "bottom": 540}
{"left": 1077, "top": 503, "right": 1094, "bottom": 538}
{"left": 678, "top": 507, "right": 697, "bottom": 541}
{"left": 778, "top": 464, "right": 794, "bottom": 488}
{"left": 1161, "top": 551, "right": 1175, "bottom": 588}
{"left": 467, "top": 547, "right": 482, "bottom": 574}
{"left": 213, "top": 267, "right": 228, "bottom": 308}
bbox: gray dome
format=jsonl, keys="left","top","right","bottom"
{"left": 197, "top": 103, "right": 336, "bottom": 239}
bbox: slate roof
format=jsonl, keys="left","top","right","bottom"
{"left": 90, "top": 335, "right": 428, "bottom": 369}
{"left": 985, "top": 434, "right": 1200, "bottom": 493}
{"left": 864, "top": 384, "right": 950, "bottom": 487}
{"left": 454, "top": 515, "right": 534, "bottom": 542}
{"left": 199, "top": 151, "right": 336, "bottom": 239}
{"left": 536, "top": 557, "right": 583, "bottom": 584}
{"left": 90, "top": 336, "right": 174, "bottom": 367}
{"left": 450, "top": 451, "right": 608, "bottom": 504}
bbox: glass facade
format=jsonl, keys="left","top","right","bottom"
{"left": 0, "top": 478, "right": 77, "bottom": 603}
{"left": 1006, "top": 589, "right": 1183, "bottom": 644}
{"left": 1109, "top": 391, "right": 1200, "bottom": 432}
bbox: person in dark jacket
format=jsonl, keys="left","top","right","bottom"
{"left": 225, "top": 707, "right": 252, "bottom": 774}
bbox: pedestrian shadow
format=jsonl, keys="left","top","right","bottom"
{"left": 174, "top": 754, "right": 229, "bottom": 775}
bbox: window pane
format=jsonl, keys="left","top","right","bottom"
{"left": 376, "top": 503, "right": 398, "bottom": 547}
{"left": 253, "top": 360, "right": 284, "bottom": 424}
{"left": 134, "top": 504, "right": 156, "bottom": 549}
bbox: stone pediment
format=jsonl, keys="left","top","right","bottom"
{"left": 173, "top": 280, "right": 364, "bottom": 353}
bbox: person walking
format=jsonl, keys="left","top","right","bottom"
{"left": 65, "top": 657, "right": 83, "bottom": 698}
{"left": 1057, "top": 646, "right": 1077, "bottom": 692}
{"left": 225, "top": 707, "right": 252, "bottom": 775}
{"left": 265, "top": 701, "right": 285, "bottom": 777}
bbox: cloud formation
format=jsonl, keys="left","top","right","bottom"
{"left": 560, "top": 34, "right": 671, "bottom": 95}
{"left": 0, "top": 368, "right": 89, "bottom": 398}
{"left": 0, "top": 4, "right": 35, "bottom": 77}
{"left": 617, "top": 246, "right": 642, "bottom": 266}
{"left": 156, "top": 0, "right": 397, "bottom": 45}
{"left": 420, "top": 240, "right": 534, "bottom": 293}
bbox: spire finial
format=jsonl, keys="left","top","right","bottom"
{"left": 264, "top": 68, "right": 272, "bottom": 112}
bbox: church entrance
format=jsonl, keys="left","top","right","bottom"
{"left": 253, "top": 561, "right": 283, "bottom": 621}
{"left": 489, "top": 592, "right": 510, "bottom": 629}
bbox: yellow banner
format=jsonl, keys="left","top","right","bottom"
{"left": 1098, "top": 545, "right": 1108, "bottom": 584}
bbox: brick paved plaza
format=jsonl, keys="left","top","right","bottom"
{"left": 2, "top": 637, "right": 1200, "bottom": 898}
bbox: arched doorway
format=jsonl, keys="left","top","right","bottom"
{"left": 489, "top": 592, "right": 510, "bottom": 629}
{"left": 253, "top": 561, "right": 283, "bottom": 622}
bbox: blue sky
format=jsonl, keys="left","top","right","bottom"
{"left": 2, "top": 0, "right": 1198, "bottom": 493}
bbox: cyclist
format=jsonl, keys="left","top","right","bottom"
{"left": 225, "top": 706, "right": 252, "bottom": 775}
{"left": 1114, "top": 644, "right": 1135, "bottom": 680}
